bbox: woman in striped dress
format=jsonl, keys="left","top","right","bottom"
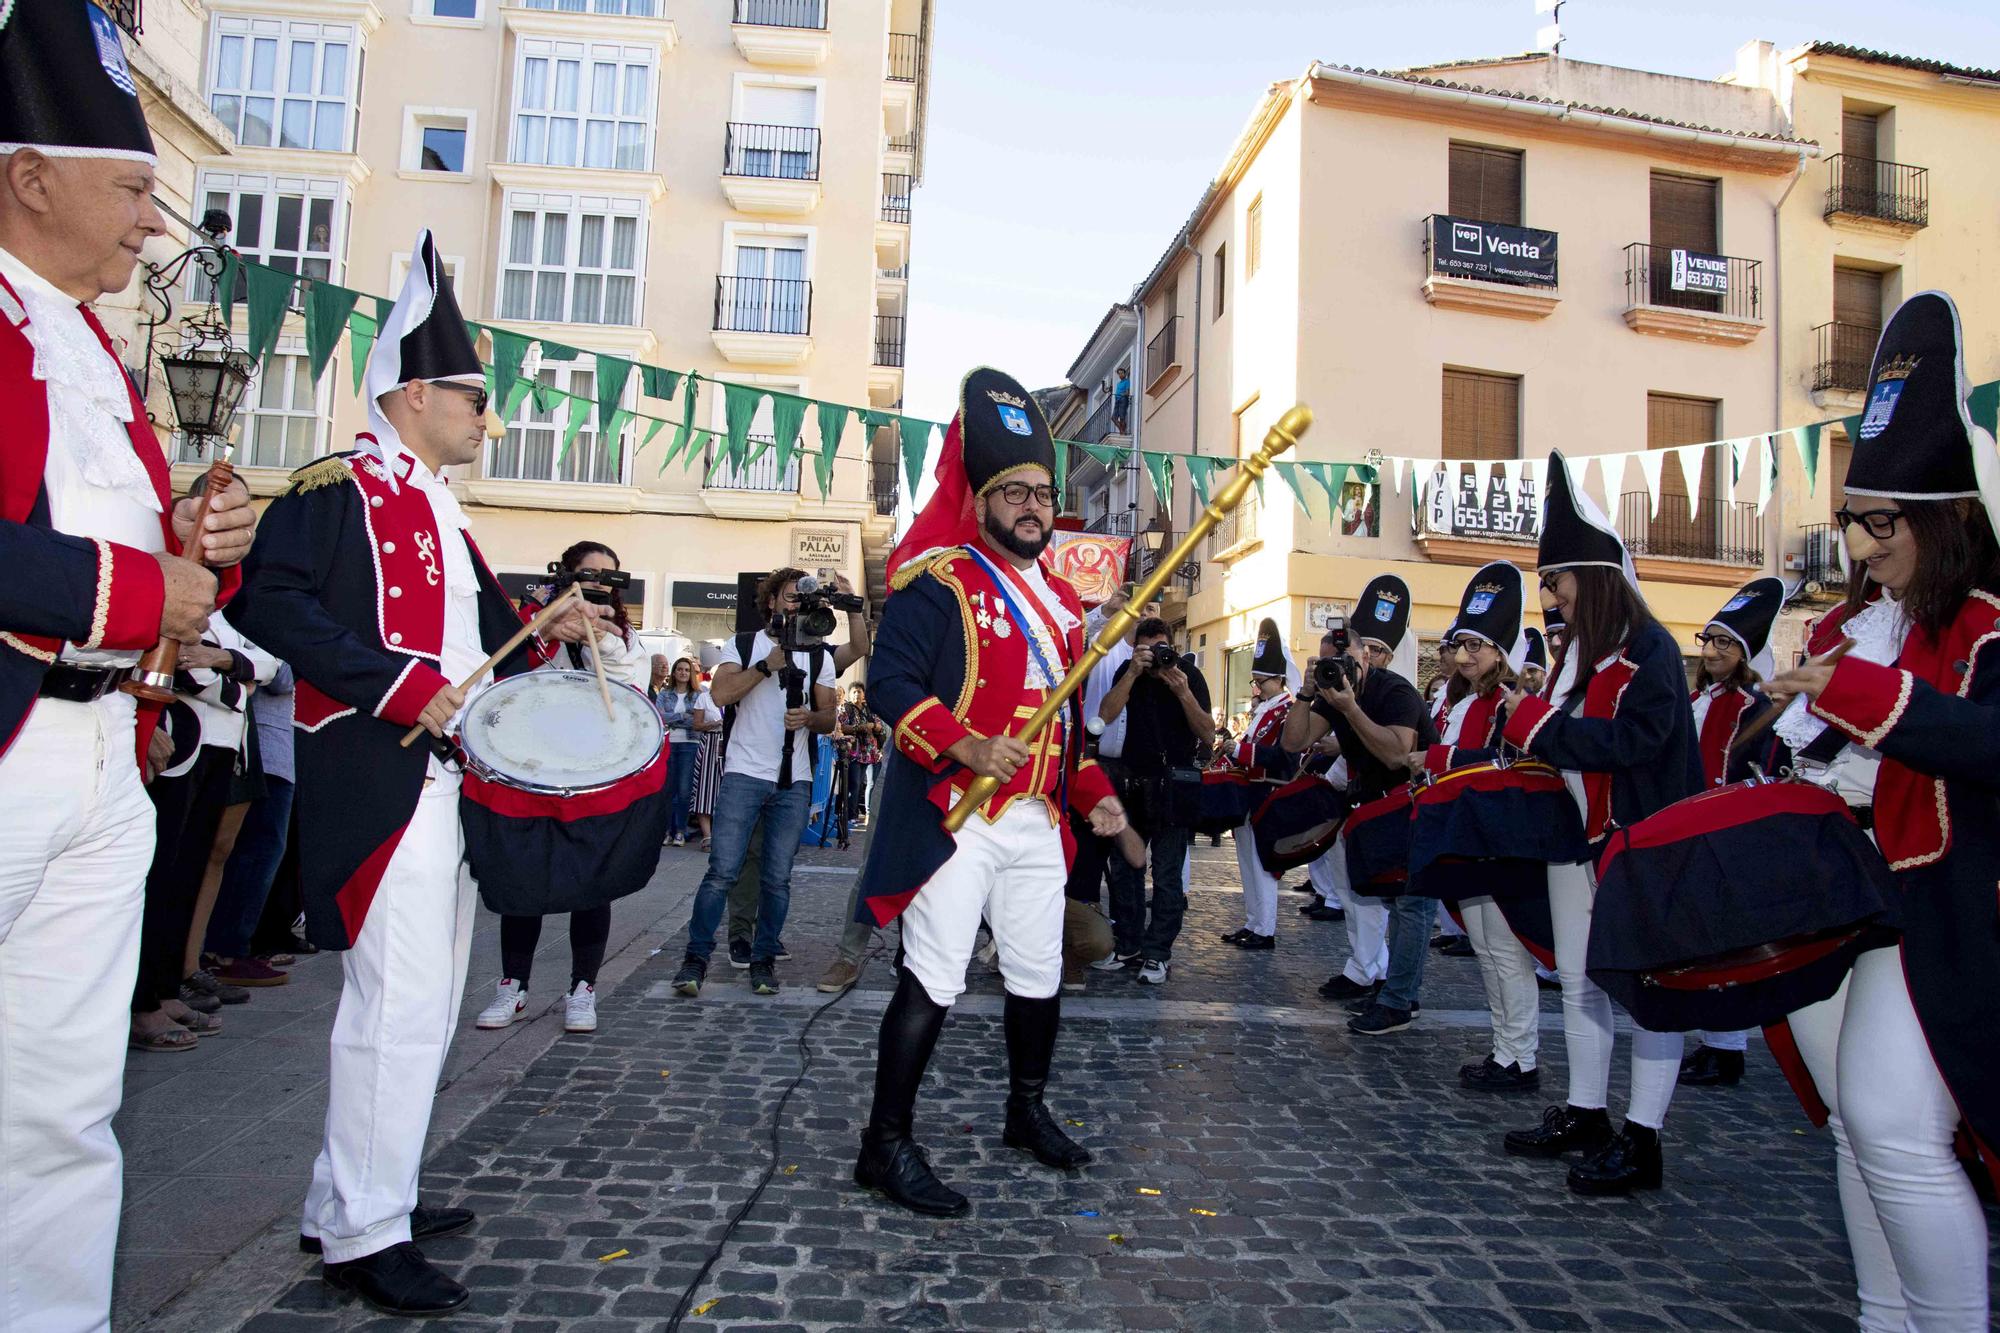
{"left": 690, "top": 683, "right": 725, "bottom": 851}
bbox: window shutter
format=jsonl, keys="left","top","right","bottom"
{"left": 1648, "top": 173, "right": 1718, "bottom": 252}
{"left": 1841, "top": 109, "right": 1880, "bottom": 163}
{"left": 1448, "top": 144, "right": 1523, "bottom": 226}
{"left": 1442, "top": 369, "right": 1520, "bottom": 461}
{"left": 1833, "top": 266, "right": 1883, "bottom": 330}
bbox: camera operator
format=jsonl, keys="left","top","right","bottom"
{"left": 1281, "top": 575, "right": 1435, "bottom": 1037}
{"left": 532, "top": 540, "right": 649, "bottom": 687}
{"left": 670, "top": 568, "right": 837, "bottom": 998}
{"left": 1095, "top": 618, "right": 1211, "bottom": 984}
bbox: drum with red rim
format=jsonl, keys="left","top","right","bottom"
{"left": 1249, "top": 775, "right": 1351, "bottom": 875}
{"left": 1409, "top": 759, "right": 1588, "bottom": 902}
{"left": 1195, "top": 768, "right": 1260, "bottom": 837}
{"left": 1343, "top": 787, "right": 1415, "bottom": 894}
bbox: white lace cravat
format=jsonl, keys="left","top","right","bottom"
{"left": 1773, "top": 596, "right": 1911, "bottom": 752}
{"left": 16, "top": 280, "right": 160, "bottom": 512}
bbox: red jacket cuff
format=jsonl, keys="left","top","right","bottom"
{"left": 374, "top": 659, "right": 453, "bottom": 727}
{"left": 89, "top": 540, "right": 166, "bottom": 651}
{"left": 1422, "top": 744, "right": 1455, "bottom": 776}
{"left": 1501, "top": 695, "right": 1555, "bottom": 751}
{"left": 1810, "top": 657, "right": 1915, "bottom": 749}
{"left": 895, "top": 697, "right": 967, "bottom": 774}
{"left": 1070, "top": 758, "right": 1117, "bottom": 815}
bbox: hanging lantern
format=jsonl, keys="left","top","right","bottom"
{"left": 161, "top": 346, "right": 256, "bottom": 441}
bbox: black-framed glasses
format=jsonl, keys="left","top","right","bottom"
{"left": 1537, "top": 570, "right": 1563, "bottom": 592}
{"left": 1834, "top": 507, "right": 1905, "bottom": 539}
{"left": 428, "top": 380, "right": 490, "bottom": 415}
{"left": 1693, "top": 632, "right": 1739, "bottom": 649}
{"left": 994, "top": 481, "right": 1059, "bottom": 508}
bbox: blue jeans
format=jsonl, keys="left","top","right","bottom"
{"left": 685, "top": 772, "right": 810, "bottom": 964}
{"left": 666, "top": 741, "right": 699, "bottom": 839}
{"left": 204, "top": 776, "right": 294, "bottom": 957}
{"left": 1380, "top": 893, "right": 1438, "bottom": 1013}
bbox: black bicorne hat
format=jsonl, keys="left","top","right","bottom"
{"left": 371, "top": 229, "right": 482, "bottom": 395}
{"left": 1705, "top": 576, "right": 1785, "bottom": 680}
{"left": 1843, "top": 291, "right": 2000, "bottom": 541}
{"left": 1538, "top": 450, "right": 1638, "bottom": 589}
{"left": 1250, "top": 617, "right": 1288, "bottom": 678}
{"left": 960, "top": 367, "right": 1056, "bottom": 496}
{"left": 0, "top": 1, "right": 157, "bottom": 163}
{"left": 1522, "top": 626, "right": 1548, "bottom": 672}
{"left": 1447, "top": 561, "right": 1529, "bottom": 671}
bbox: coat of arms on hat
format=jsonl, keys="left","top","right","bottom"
{"left": 1371, "top": 589, "right": 1403, "bottom": 622}
{"left": 997, "top": 405, "right": 1031, "bottom": 436}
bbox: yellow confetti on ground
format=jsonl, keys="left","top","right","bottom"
{"left": 1137, "top": 1187, "right": 1162, "bottom": 1196}
{"left": 1066, "top": 1119, "right": 1084, "bottom": 1127}
{"left": 597, "top": 1249, "right": 629, "bottom": 1262}
{"left": 1189, "top": 1208, "right": 1217, "bottom": 1217}
{"left": 1107, "top": 1233, "right": 1125, "bottom": 1245}
{"left": 784, "top": 1165, "right": 799, "bottom": 1175}
{"left": 661, "top": 1070, "right": 671, "bottom": 1078}
{"left": 694, "top": 1297, "right": 720, "bottom": 1315}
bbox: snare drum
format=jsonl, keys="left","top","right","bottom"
{"left": 1587, "top": 778, "right": 1901, "bottom": 1033}
{"left": 1195, "top": 768, "right": 1259, "bottom": 837}
{"left": 1249, "top": 775, "right": 1350, "bottom": 875}
{"left": 1409, "top": 760, "right": 1588, "bottom": 903}
{"left": 457, "top": 671, "right": 671, "bottom": 917}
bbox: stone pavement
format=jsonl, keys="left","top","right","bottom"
{"left": 128, "top": 837, "right": 2000, "bottom": 1331}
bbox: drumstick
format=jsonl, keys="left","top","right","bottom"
{"left": 398, "top": 584, "right": 585, "bottom": 748}
{"left": 1730, "top": 639, "right": 1854, "bottom": 756}
{"left": 583, "top": 615, "right": 616, "bottom": 722}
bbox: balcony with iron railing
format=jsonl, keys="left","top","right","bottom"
{"left": 1812, "top": 320, "right": 1880, "bottom": 395}
{"left": 733, "top": 0, "right": 824, "bottom": 27}
{"left": 705, "top": 434, "right": 800, "bottom": 492}
{"left": 1798, "top": 523, "right": 1850, "bottom": 601}
{"left": 1617, "top": 491, "right": 1763, "bottom": 565}
{"left": 871, "top": 461, "right": 899, "bottom": 517}
{"left": 723, "top": 123, "right": 821, "bottom": 179}
{"left": 1824, "top": 155, "right": 1929, "bottom": 229}
{"left": 1145, "top": 316, "right": 1181, "bottom": 389}
{"left": 887, "top": 130, "right": 920, "bottom": 155}
{"left": 515, "top": 0, "right": 660, "bottom": 12}
{"left": 880, "top": 173, "right": 912, "bottom": 223}
{"left": 1073, "top": 394, "right": 1130, "bottom": 446}
{"left": 887, "top": 33, "right": 922, "bottom": 81}
{"left": 712, "top": 276, "right": 811, "bottom": 335}
{"left": 873, "top": 314, "right": 905, "bottom": 368}
{"left": 106, "top": 0, "right": 141, "bottom": 34}
{"left": 1622, "top": 242, "right": 1763, "bottom": 344}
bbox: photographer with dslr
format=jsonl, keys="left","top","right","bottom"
{"left": 670, "top": 568, "right": 837, "bottom": 997}
{"left": 1095, "top": 618, "right": 1211, "bottom": 983}
{"left": 1281, "top": 574, "right": 1434, "bottom": 1037}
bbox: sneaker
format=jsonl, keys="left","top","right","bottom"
{"left": 1348, "top": 1002, "right": 1414, "bottom": 1036}
{"left": 212, "top": 956, "right": 289, "bottom": 987}
{"left": 727, "top": 938, "right": 752, "bottom": 970}
{"left": 1137, "top": 959, "right": 1169, "bottom": 985}
{"left": 1347, "top": 995, "right": 1420, "bottom": 1017}
{"left": 476, "top": 979, "right": 526, "bottom": 1029}
{"left": 175, "top": 984, "right": 223, "bottom": 1016}
{"left": 773, "top": 939, "right": 793, "bottom": 962}
{"left": 1061, "top": 958, "right": 1089, "bottom": 993}
{"left": 748, "top": 961, "right": 780, "bottom": 995}
{"left": 1090, "top": 951, "right": 1139, "bottom": 972}
{"left": 183, "top": 968, "right": 248, "bottom": 1005}
{"left": 563, "top": 981, "right": 597, "bottom": 1033}
{"left": 1460, "top": 1057, "right": 1541, "bottom": 1093}
{"left": 672, "top": 955, "right": 706, "bottom": 998}
{"left": 817, "top": 959, "right": 861, "bottom": 994}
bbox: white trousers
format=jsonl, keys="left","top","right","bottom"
{"left": 1691, "top": 1028, "right": 1749, "bottom": 1052}
{"left": 1789, "top": 945, "right": 1990, "bottom": 1332}
{"left": 901, "top": 802, "right": 1064, "bottom": 1007}
{"left": 1234, "top": 828, "right": 1279, "bottom": 937}
{"left": 0, "top": 695, "right": 151, "bottom": 1333}
{"left": 1461, "top": 896, "right": 1539, "bottom": 1072}
{"left": 302, "top": 774, "right": 475, "bottom": 1264}
{"left": 1310, "top": 838, "right": 1388, "bottom": 984}
{"left": 1548, "top": 861, "right": 1682, "bottom": 1128}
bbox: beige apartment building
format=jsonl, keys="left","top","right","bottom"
{"left": 157, "top": 0, "right": 931, "bottom": 648}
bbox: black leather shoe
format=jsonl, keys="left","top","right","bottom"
{"left": 1304, "top": 902, "right": 1346, "bottom": 922}
{"left": 1439, "top": 937, "right": 1477, "bottom": 959}
{"left": 1297, "top": 895, "right": 1325, "bottom": 915}
{"left": 1568, "top": 1122, "right": 1664, "bottom": 1196}
{"left": 301, "top": 1202, "right": 475, "bottom": 1254}
{"left": 1504, "top": 1104, "right": 1613, "bottom": 1158}
{"left": 322, "top": 1241, "right": 469, "bottom": 1316}
{"left": 1232, "top": 932, "right": 1275, "bottom": 950}
{"left": 1678, "top": 1045, "right": 1745, "bottom": 1087}
{"left": 1460, "top": 1059, "right": 1541, "bottom": 1094}
{"left": 1004, "top": 1098, "right": 1092, "bottom": 1169}
{"left": 1219, "top": 928, "right": 1255, "bottom": 945}
{"left": 1319, "top": 976, "right": 1380, "bottom": 1003}
{"left": 854, "top": 1138, "right": 968, "bottom": 1216}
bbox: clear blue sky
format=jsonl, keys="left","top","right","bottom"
{"left": 902, "top": 0, "right": 1999, "bottom": 421}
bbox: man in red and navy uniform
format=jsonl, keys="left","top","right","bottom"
{"left": 227, "top": 231, "right": 598, "bottom": 1316}
{"left": 0, "top": 6, "right": 257, "bottom": 1326}
{"left": 853, "top": 367, "right": 1126, "bottom": 1218}
{"left": 1223, "top": 619, "right": 1297, "bottom": 949}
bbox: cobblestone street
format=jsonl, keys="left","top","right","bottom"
{"left": 130, "top": 839, "right": 2000, "bottom": 1332}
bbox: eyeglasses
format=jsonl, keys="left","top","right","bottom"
{"left": 994, "top": 482, "right": 1059, "bottom": 508}
{"left": 1834, "top": 507, "right": 1905, "bottom": 539}
{"left": 1693, "top": 632, "right": 1739, "bottom": 649}
{"left": 428, "top": 380, "right": 490, "bottom": 415}
{"left": 1537, "top": 571, "right": 1564, "bottom": 593}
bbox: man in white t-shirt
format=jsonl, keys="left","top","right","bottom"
{"left": 672, "top": 568, "right": 836, "bottom": 996}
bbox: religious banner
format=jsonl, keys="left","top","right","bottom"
{"left": 1045, "top": 532, "right": 1130, "bottom": 607}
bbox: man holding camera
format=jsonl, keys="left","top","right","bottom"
{"left": 1281, "top": 574, "right": 1434, "bottom": 1037}
{"left": 670, "top": 568, "right": 837, "bottom": 998}
{"left": 1096, "top": 618, "right": 1211, "bottom": 983}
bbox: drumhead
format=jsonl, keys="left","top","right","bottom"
{"left": 460, "top": 671, "right": 664, "bottom": 794}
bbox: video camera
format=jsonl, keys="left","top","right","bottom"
{"left": 1311, "top": 617, "right": 1360, "bottom": 693}
{"left": 545, "top": 561, "right": 630, "bottom": 607}
{"left": 772, "top": 571, "right": 865, "bottom": 651}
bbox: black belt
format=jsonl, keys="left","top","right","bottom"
{"left": 1849, "top": 805, "right": 1874, "bottom": 832}
{"left": 38, "top": 662, "right": 129, "bottom": 703}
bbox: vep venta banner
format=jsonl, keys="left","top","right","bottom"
{"left": 1670, "top": 249, "right": 1729, "bottom": 294}
{"left": 1429, "top": 215, "right": 1559, "bottom": 288}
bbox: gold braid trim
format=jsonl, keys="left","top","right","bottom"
{"left": 286, "top": 455, "right": 355, "bottom": 494}
{"left": 0, "top": 633, "right": 58, "bottom": 665}
{"left": 80, "top": 539, "right": 114, "bottom": 651}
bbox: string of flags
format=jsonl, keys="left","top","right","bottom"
{"left": 212, "top": 252, "right": 2000, "bottom": 519}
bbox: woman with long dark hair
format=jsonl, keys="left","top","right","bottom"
{"left": 1493, "top": 453, "right": 1702, "bottom": 1195}
{"left": 656, "top": 656, "right": 714, "bottom": 846}
{"left": 1765, "top": 293, "right": 1998, "bottom": 1331}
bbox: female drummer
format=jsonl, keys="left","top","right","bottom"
{"left": 1680, "top": 577, "right": 1790, "bottom": 1089}
{"left": 1419, "top": 561, "right": 1541, "bottom": 1094}
{"left": 1765, "top": 291, "right": 1997, "bottom": 1332}
{"left": 1494, "top": 452, "right": 1702, "bottom": 1196}
{"left": 477, "top": 541, "right": 651, "bottom": 1036}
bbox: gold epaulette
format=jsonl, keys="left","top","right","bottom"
{"left": 285, "top": 454, "right": 355, "bottom": 495}
{"left": 888, "top": 544, "right": 965, "bottom": 591}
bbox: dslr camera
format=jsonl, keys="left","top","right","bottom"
{"left": 773, "top": 572, "right": 864, "bottom": 651}
{"left": 1312, "top": 617, "right": 1361, "bottom": 693}
{"left": 545, "top": 560, "right": 629, "bottom": 606}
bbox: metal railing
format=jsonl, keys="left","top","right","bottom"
{"left": 873, "top": 314, "right": 905, "bottom": 367}
{"left": 880, "top": 173, "right": 912, "bottom": 223}
{"left": 705, "top": 435, "right": 800, "bottom": 492}
{"left": 1812, "top": 320, "right": 1880, "bottom": 394}
{"left": 1623, "top": 242, "right": 1762, "bottom": 322}
{"left": 1799, "top": 523, "right": 1850, "bottom": 597}
{"left": 887, "top": 130, "right": 920, "bottom": 155}
{"left": 1074, "top": 394, "right": 1130, "bottom": 445}
{"left": 1145, "top": 316, "right": 1181, "bottom": 384}
{"left": 517, "top": 0, "right": 658, "bottom": 11}
{"left": 871, "top": 462, "right": 899, "bottom": 516}
{"left": 723, "top": 123, "right": 821, "bottom": 180}
{"left": 887, "top": 32, "right": 921, "bottom": 82}
{"left": 732, "top": 0, "right": 825, "bottom": 28}
{"left": 106, "top": 0, "right": 141, "bottom": 34}
{"left": 1824, "top": 155, "right": 1929, "bottom": 228}
{"left": 878, "top": 262, "right": 909, "bottom": 280}
{"left": 712, "top": 275, "right": 812, "bottom": 335}
{"left": 1617, "top": 491, "right": 1762, "bottom": 564}
{"left": 1211, "top": 475, "right": 1260, "bottom": 552}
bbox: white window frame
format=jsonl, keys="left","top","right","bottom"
{"left": 400, "top": 105, "right": 478, "bottom": 177}
{"left": 718, "top": 222, "right": 814, "bottom": 335}
{"left": 704, "top": 373, "right": 808, "bottom": 492}
{"left": 508, "top": 37, "right": 657, "bottom": 172}
{"left": 175, "top": 340, "right": 332, "bottom": 470}
{"left": 726, "top": 73, "right": 824, "bottom": 179}
{"left": 487, "top": 353, "right": 635, "bottom": 486}
{"left": 206, "top": 15, "right": 359, "bottom": 153}
{"left": 516, "top": 0, "right": 659, "bottom": 13}
{"left": 495, "top": 189, "right": 647, "bottom": 327}
{"left": 388, "top": 250, "right": 466, "bottom": 297}
{"left": 410, "top": 0, "right": 483, "bottom": 26}
{"left": 191, "top": 169, "right": 349, "bottom": 307}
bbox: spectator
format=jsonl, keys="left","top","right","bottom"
{"left": 690, "top": 668, "right": 724, "bottom": 850}
{"left": 1096, "top": 618, "right": 1212, "bottom": 984}
{"left": 1112, "top": 366, "right": 1132, "bottom": 434}
{"left": 837, "top": 683, "right": 884, "bottom": 832}
{"left": 201, "top": 658, "right": 299, "bottom": 987}
{"left": 656, "top": 656, "right": 715, "bottom": 847}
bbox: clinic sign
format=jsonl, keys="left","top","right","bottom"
{"left": 1428, "top": 215, "right": 1559, "bottom": 288}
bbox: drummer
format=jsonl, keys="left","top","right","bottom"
{"left": 227, "top": 230, "right": 604, "bottom": 1316}
{"left": 1493, "top": 452, "right": 1701, "bottom": 1197}
{"left": 1416, "top": 561, "right": 1541, "bottom": 1094}
{"left": 1220, "top": 618, "right": 1298, "bottom": 950}
{"left": 1765, "top": 291, "right": 1998, "bottom": 1331}
{"left": 1679, "top": 576, "right": 1790, "bottom": 1090}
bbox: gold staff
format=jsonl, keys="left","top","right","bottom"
{"left": 942, "top": 404, "right": 1312, "bottom": 834}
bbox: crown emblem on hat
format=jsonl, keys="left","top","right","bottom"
{"left": 1472, "top": 582, "right": 1503, "bottom": 596}
{"left": 985, "top": 389, "right": 1028, "bottom": 409}
{"left": 1373, "top": 589, "right": 1403, "bottom": 606}
{"left": 1876, "top": 354, "right": 1920, "bottom": 384}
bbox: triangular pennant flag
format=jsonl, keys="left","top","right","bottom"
{"left": 302, "top": 281, "right": 360, "bottom": 387}
{"left": 501, "top": 372, "right": 535, "bottom": 422}
{"left": 346, "top": 309, "right": 374, "bottom": 396}
{"left": 667, "top": 375, "right": 700, "bottom": 471}
{"left": 1673, "top": 443, "right": 1708, "bottom": 505}
{"left": 1077, "top": 441, "right": 1123, "bottom": 471}
{"left": 556, "top": 394, "right": 591, "bottom": 466}
{"left": 687, "top": 428, "right": 713, "bottom": 472}
{"left": 813, "top": 400, "right": 848, "bottom": 501}
{"left": 1053, "top": 439, "right": 1069, "bottom": 498}
{"left": 533, "top": 380, "right": 566, "bottom": 414}
{"left": 639, "top": 415, "right": 666, "bottom": 456}
{"left": 603, "top": 409, "right": 634, "bottom": 472}
{"left": 1184, "top": 454, "right": 1222, "bottom": 507}
{"left": 1635, "top": 449, "right": 1666, "bottom": 518}
{"left": 1308, "top": 462, "right": 1348, "bottom": 516}
{"left": 1142, "top": 450, "right": 1174, "bottom": 508}
{"left": 1728, "top": 437, "right": 1750, "bottom": 491}
{"left": 1389, "top": 456, "right": 1408, "bottom": 495}
{"left": 1972, "top": 381, "right": 2000, "bottom": 439}
{"left": 639, "top": 364, "right": 682, "bottom": 403}
{"left": 242, "top": 262, "right": 295, "bottom": 369}
{"left": 213, "top": 250, "right": 240, "bottom": 328}
{"left": 537, "top": 339, "right": 579, "bottom": 362}
{"left": 1272, "top": 462, "right": 1315, "bottom": 520}
{"left": 900, "top": 417, "right": 933, "bottom": 498}
{"left": 1755, "top": 435, "right": 1777, "bottom": 515}
{"left": 1791, "top": 423, "right": 1822, "bottom": 498}
{"left": 721, "top": 382, "right": 765, "bottom": 467}
{"left": 486, "top": 325, "right": 531, "bottom": 412}
{"left": 595, "top": 354, "right": 633, "bottom": 433}
{"left": 770, "top": 392, "right": 807, "bottom": 479}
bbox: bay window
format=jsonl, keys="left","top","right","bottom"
{"left": 497, "top": 192, "right": 643, "bottom": 326}
{"left": 488, "top": 364, "right": 631, "bottom": 485}
{"left": 511, "top": 38, "right": 654, "bottom": 172}
{"left": 207, "top": 16, "right": 358, "bottom": 152}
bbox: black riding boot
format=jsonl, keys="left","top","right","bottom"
{"left": 1001, "top": 992, "right": 1091, "bottom": 1169}
{"left": 854, "top": 968, "right": 967, "bottom": 1216}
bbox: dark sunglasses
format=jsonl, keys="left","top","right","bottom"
{"left": 1833, "top": 507, "right": 1905, "bottom": 539}
{"left": 428, "top": 380, "right": 490, "bottom": 415}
